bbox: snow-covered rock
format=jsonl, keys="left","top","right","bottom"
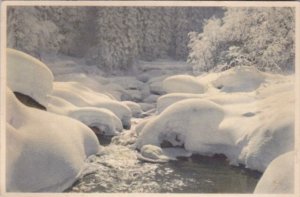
{"left": 137, "top": 67, "right": 294, "bottom": 172}
{"left": 157, "top": 92, "right": 256, "bottom": 113}
{"left": 138, "top": 145, "right": 169, "bottom": 163}
{"left": 139, "top": 103, "right": 156, "bottom": 112}
{"left": 143, "top": 94, "right": 160, "bottom": 103}
{"left": 7, "top": 48, "right": 54, "bottom": 106}
{"left": 157, "top": 93, "right": 204, "bottom": 113}
{"left": 148, "top": 76, "right": 168, "bottom": 95}
{"left": 136, "top": 99, "right": 227, "bottom": 151}
{"left": 48, "top": 95, "right": 123, "bottom": 136}
{"left": 122, "top": 101, "right": 143, "bottom": 118}
{"left": 6, "top": 88, "right": 100, "bottom": 192}
{"left": 52, "top": 82, "right": 132, "bottom": 129}
{"left": 69, "top": 108, "right": 123, "bottom": 136}
{"left": 212, "top": 67, "right": 265, "bottom": 92}
{"left": 254, "top": 152, "right": 294, "bottom": 193}
{"left": 163, "top": 75, "right": 206, "bottom": 94}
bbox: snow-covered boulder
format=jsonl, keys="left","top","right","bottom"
{"left": 6, "top": 88, "right": 100, "bottom": 192}
{"left": 137, "top": 71, "right": 294, "bottom": 172}
{"left": 143, "top": 94, "right": 160, "bottom": 104}
{"left": 136, "top": 99, "right": 228, "bottom": 152}
{"left": 48, "top": 96, "right": 123, "bottom": 136}
{"left": 138, "top": 145, "right": 169, "bottom": 163}
{"left": 52, "top": 82, "right": 132, "bottom": 129}
{"left": 157, "top": 93, "right": 204, "bottom": 113}
{"left": 69, "top": 108, "right": 123, "bottom": 136}
{"left": 7, "top": 48, "right": 54, "bottom": 106}
{"left": 139, "top": 103, "right": 156, "bottom": 112}
{"left": 47, "top": 95, "right": 76, "bottom": 115}
{"left": 212, "top": 67, "right": 265, "bottom": 92}
{"left": 135, "top": 118, "right": 151, "bottom": 135}
{"left": 148, "top": 76, "right": 168, "bottom": 95}
{"left": 163, "top": 75, "right": 206, "bottom": 94}
{"left": 122, "top": 101, "right": 143, "bottom": 118}
{"left": 157, "top": 92, "right": 256, "bottom": 113}
{"left": 254, "top": 152, "right": 294, "bottom": 193}
{"left": 53, "top": 81, "right": 112, "bottom": 102}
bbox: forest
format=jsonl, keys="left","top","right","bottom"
{"left": 8, "top": 7, "right": 294, "bottom": 73}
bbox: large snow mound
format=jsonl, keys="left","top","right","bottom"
{"left": 136, "top": 67, "right": 294, "bottom": 172}
{"left": 254, "top": 151, "right": 294, "bottom": 193}
{"left": 7, "top": 48, "right": 54, "bottom": 106}
{"left": 136, "top": 99, "right": 227, "bottom": 151}
{"left": 6, "top": 88, "right": 100, "bottom": 192}
{"left": 163, "top": 75, "right": 206, "bottom": 94}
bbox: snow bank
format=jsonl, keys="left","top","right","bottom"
{"left": 52, "top": 82, "right": 132, "bottom": 129}
{"left": 137, "top": 67, "right": 294, "bottom": 172}
{"left": 7, "top": 48, "right": 54, "bottom": 106}
{"left": 6, "top": 88, "right": 100, "bottom": 192}
{"left": 254, "top": 152, "right": 294, "bottom": 193}
{"left": 163, "top": 75, "right": 206, "bottom": 94}
{"left": 212, "top": 67, "right": 265, "bottom": 92}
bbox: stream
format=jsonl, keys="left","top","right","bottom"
{"left": 66, "top": 138, "right": 261, "bottom": 193}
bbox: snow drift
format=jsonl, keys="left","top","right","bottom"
{"left": 6, "top": 88, "right": 100, "bottom": 192}
{"left": 7, "top": 48, "right": 54, "bottom": 106}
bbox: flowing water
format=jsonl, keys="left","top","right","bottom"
{"left": 66, "top": 144, "right": 261, "bottom": 193}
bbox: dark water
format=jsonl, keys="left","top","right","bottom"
{"left": 66, "top": 145, "right": 261, "bottom": 193}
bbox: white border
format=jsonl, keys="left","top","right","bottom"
{"left": 0, "top": 1, "right": 299, "bottom": 197}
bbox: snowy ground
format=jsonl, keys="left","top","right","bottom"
{"left": 6, "top": 49, "right": 295, "bottom": 193}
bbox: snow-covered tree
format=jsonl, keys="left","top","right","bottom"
{"left": 7, "top": 7, "right": 64, "bottom": 59}
{"left": 188, "top": 8, "right": 295, "bottom": 73}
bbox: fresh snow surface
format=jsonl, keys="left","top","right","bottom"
{"left": 136, "top": 67, "right": 294, "bottom": 172}
{"left": 254, "top": 151, "right": 294, "bottom": 193}
{"left": 6, "top": 88, "right": 100, "bottom": 192}
{"left": 7, "top": 48, "right": 54, "bottom": 106}
{"left": 163, "top": 75, "right": 206, "bottom": 94}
